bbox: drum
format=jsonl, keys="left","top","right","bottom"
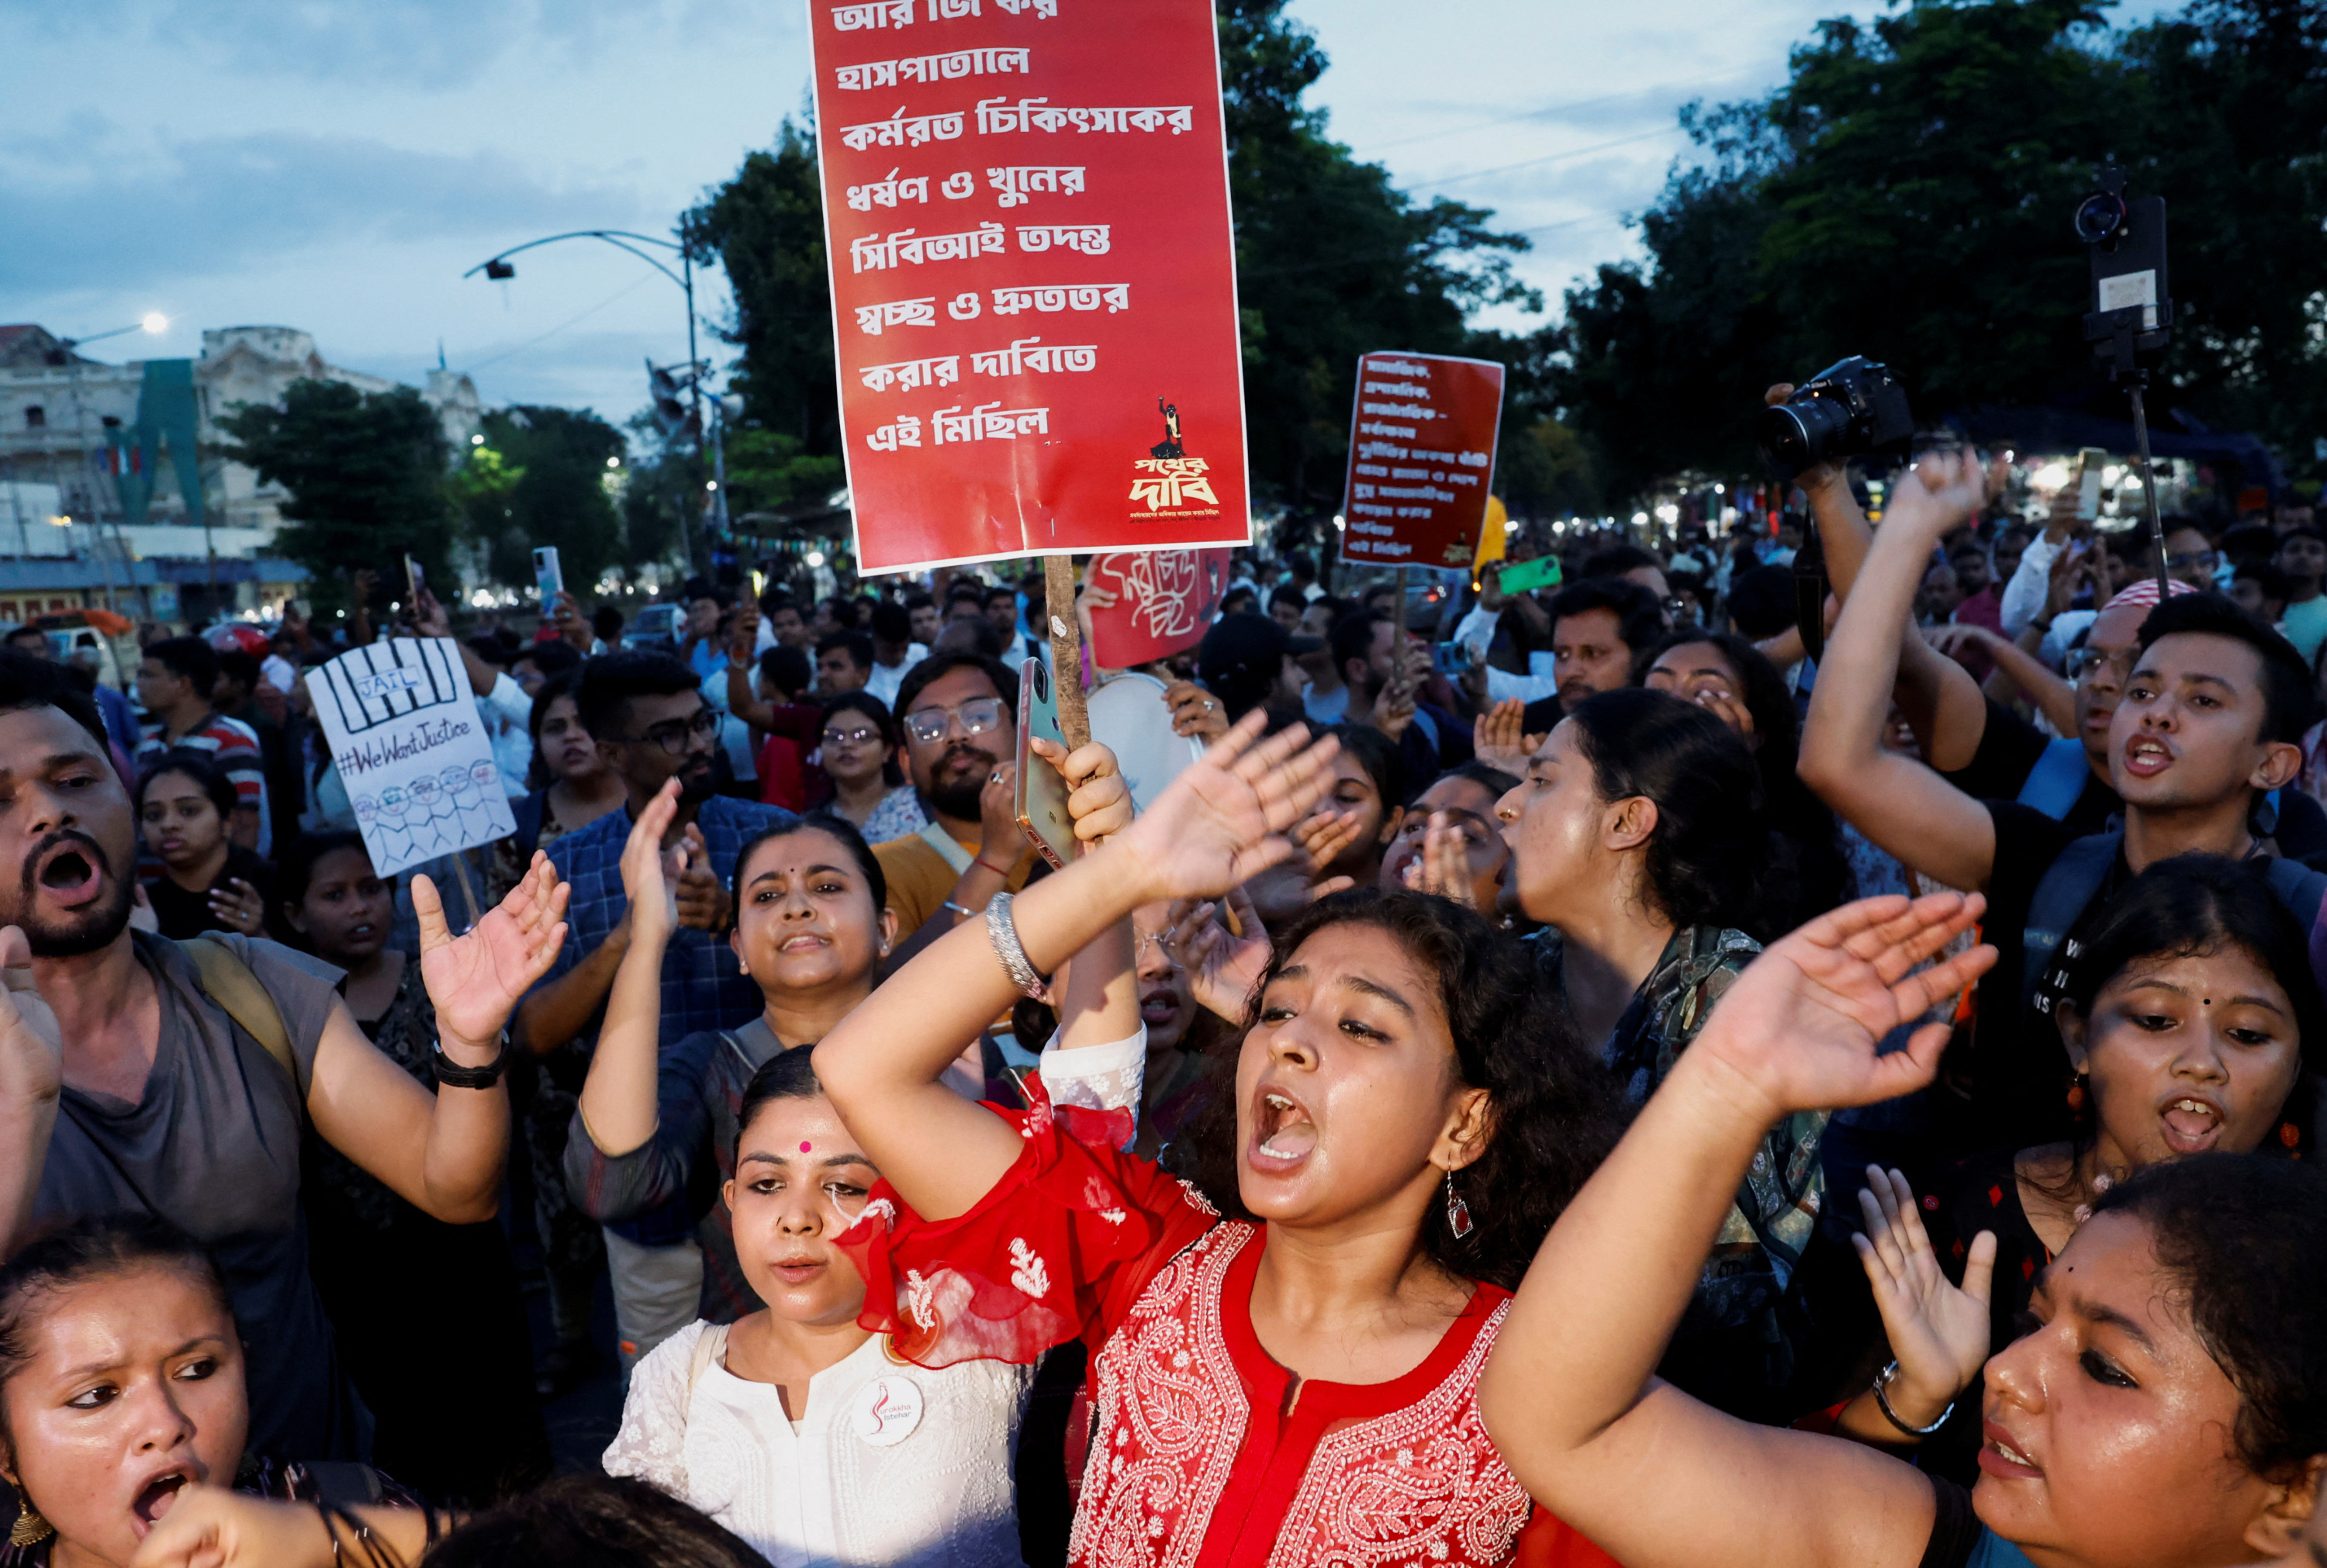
{"left": 1086, "top": 672, "right": 1204, "bottom": 813}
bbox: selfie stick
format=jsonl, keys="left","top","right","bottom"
{"left": 2080, "top": 169, "right": 2174, "bottom": 603}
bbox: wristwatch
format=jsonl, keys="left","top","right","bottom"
{"left": 430, "top": 1031, "right": 511, "bottom": 1090}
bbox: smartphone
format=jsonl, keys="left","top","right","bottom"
{"left": 1014, "top": 656, "right": 1075, "bottom": 870}
{"left": 1433, "top": 641, "right": 1472, "bottom": 676}
{"left": 403, "top": 554, "right": 425, "bottom": 601}
{"left": 2073, "top": 447, "right": 2109, "bottom": 522}
{"left": 533, "top": 546, "right": 564, "bottom": 607}
{"left": 1495, "top": 556, "right": 1562, "bottom": 595}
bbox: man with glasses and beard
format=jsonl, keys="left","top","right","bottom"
{"left": 869, "top": 653, "right": 1035, "bottom": 958}
{"left": 515, "top": 651, "right": 797, "bottom": 1369}
{"left": 0, "top": 649, "right": 532, "bottom": 1461}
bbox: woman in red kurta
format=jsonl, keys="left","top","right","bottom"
{"left": 816, "top": 715, "right": 1624, "bottom": 1567}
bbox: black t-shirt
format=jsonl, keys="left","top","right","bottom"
{"left": 1945, "top": 696, "right": 2327, "bottom": 856}
{"left": 1966, "top": 803, "right": 2099, "bottom": 1148}
{"left": 144, "top": 844, "right": 277, "bottom": 941}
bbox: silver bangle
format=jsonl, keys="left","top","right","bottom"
{"left": 1872, "top": 1359, "right": 1955, "bottom": 1438}
{"left": 984, "top": 892, "right": 1053, "bottom": 1003}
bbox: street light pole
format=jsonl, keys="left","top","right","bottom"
{"left": 465, "top": 228, "right": 711, "bottom": 575}
{"left": 56, "top": 316, "right": 168, "bottom": 622}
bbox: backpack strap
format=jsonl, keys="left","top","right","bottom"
{"left": 916, "top": 819, "right": 973, "bottom": 876}
{"left": 2014, "top": 737, "right": 2090, "bottom": 821}
{"left": 178, "top": 936, "right": 306, "bottom": 1104}
{"left": 683, "top": 1322, "right": 731, "bottom": 1411}
{"left": 2020, "top": 831, "right": 2122, "bottom": 1016}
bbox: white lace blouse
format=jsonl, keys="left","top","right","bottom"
{"left": 605, "top": 1323, "right": 1035, "bottom": 1568}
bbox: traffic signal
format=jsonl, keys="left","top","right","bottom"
{"left": 648, "top": 357, "right": 700, "bottom": 442}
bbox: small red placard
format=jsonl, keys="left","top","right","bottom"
{"left": 1337, "top": 352, "right": 1506, "bottom": 570}
{"left": 1084, "top": 546, "right": 1229, "bottom": 665}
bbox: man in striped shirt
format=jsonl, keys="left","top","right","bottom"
{"left": 133, "top": 636, "right": 268, "bottom": 851}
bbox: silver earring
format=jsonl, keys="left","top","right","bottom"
{"left": 1444, "top": 1171, "right": 1473, "bottom": 1239}
{"left": 738, "top": 955, "right": 750, "bottom": 975}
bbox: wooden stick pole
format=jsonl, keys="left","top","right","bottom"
{"left": 1042, "top": 554, "right": 1091, "bottom": 749}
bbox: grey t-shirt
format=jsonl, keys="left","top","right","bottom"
{"left": 32, "top": 931, "right": 365, "bottom": 1460}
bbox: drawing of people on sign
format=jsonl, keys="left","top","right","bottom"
{"left": 1150, "top": 397, "right": 1184, "bottom": 458}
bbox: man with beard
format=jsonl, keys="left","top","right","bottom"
{"left": 870, "top": 653, "right": 1035, "bottom": 953}
{"left": 0, "top": 649, "right": 541, "bottom": 1459}
{"left": 515, "top": 650, "right": 797, "bottom": 1367}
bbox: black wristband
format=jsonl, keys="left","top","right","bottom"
{"left": 430, "top": 1032, "right": 510, "bottom": 1090}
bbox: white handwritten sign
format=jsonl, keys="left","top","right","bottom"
{"left": 303, "top": 638, "right": 515, "bottom": 879}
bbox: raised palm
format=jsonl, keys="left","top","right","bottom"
{"left": 1119, "top": 713, "right": 1340, "bottom": 903}
{"left": 1173, "top": 887, "right": 1273, "bottom": 1025}
{"left": 1854, "top": 1165, "right": 1994, "bottom": 1409}
{"left": 1689, "top": 892, "right": 1995, "bottom": 1121}
{"left": 415, "top": 854, "right": 569, "bottom": 1048}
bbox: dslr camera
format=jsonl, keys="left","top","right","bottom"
{"left": 1755, "top": 355, "right": 1914, "bottom": 479}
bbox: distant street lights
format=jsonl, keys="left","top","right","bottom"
{"left": 463, "top": 230, "right": 709, "bottom": 571}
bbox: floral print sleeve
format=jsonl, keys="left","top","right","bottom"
{"left": 835, "top": 1075, "right": 1215, "bottom": 1369}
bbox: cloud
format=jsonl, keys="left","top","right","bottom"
{"left": 13, "top": 0, "right": 780, "bottom": 90}
{"left": 0, "top": 129, "right": 646, "bottom": 293}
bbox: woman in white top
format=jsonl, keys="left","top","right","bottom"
{"left": 601, "top": 734, "right": 1145, "bottom": 1567}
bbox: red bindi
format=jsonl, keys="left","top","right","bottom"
{"left": 799, "top": 1141, "right": 814, "bottom": 1153}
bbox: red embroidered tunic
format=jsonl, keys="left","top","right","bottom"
{"left": 837, "top": 1089, "right": 1613, "bottom": 1568}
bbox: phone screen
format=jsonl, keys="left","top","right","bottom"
{"left": 533, "top": 547, "right": 564, "bottom": 607}
{"left": 1013, "top": 657, "right": 1075, "bottom": 870}
{"left": 403, "top": 554, "right": 425, "bottom": 601}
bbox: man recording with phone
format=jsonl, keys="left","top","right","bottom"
{"left": 870, "top": 652, "right": 1036, "bottom": 962}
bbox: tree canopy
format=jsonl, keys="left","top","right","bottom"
{"left": 217, "top": 379, "right": 457, "bottom": 598}
{"left": 1553, "top": 0, "right": 2327, "bottom": 503}
{"left": 452, "top": 406, "right": 628, "bottom": 592}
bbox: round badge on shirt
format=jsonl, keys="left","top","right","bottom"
{"left": 852, "top": 1374, "right": 925, "bottom": 1447}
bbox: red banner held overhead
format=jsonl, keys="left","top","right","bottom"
{"left": 1084, "top": 546, "right": 1229, "bottom": 665}
{"left": 809, "top": 0, "right": 1250, "bottom": 575}
{"left": 1337, "top": 352, "right": 1506, "bottom": 571}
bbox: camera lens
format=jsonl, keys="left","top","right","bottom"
{"left": 1755, "top": 398, "right": 1853, "bottom": 471}
{"left": 2073, "top": 191, "right": 2126, "bottom": 245}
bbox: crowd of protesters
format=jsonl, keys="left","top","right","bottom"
{"left": 0, "top": 396, "right": 2322, "bottom": 1568}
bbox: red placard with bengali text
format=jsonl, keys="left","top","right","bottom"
{"left": 1337, "top": 351, "right": 1505, "bottom": 570}
{"left": 1084, "top": 546, "right": 1229, "bottom": 665}
{"left": 810, "top": 0, "right": 1250, "bottom": 574}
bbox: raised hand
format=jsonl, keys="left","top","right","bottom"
{"left": 205, "top": 877, "right": 267, "bottom": 938}
{"left": 1162, "top": 680, "right": 1229, "bottom": 743}
{"left": 1030, "top": 737, "right": 1132, "bottom": 844}
{"left": 727, "top": 605, "right": 762, "bottom": 665}
{"left": 1115, "top": 710, "right": 1340, "bottom": 904}
{"left": 128, "top": 1486, "right": 331, "bottom": 1568}
{"left": 671, "top": 822, "right": 728, "bottom": 931}
{"left": 1401, "top": 811, "right": 1480, "bottom": 910}
{"left": 0, "top": 928, "right": 63, "bottom": 1110}
{"left": 619, "top": 779, "right": 681, "bottom": 947}
{"left": 1852, "top": 1166, "right": 1994, "bottom": 1425}
{"left": 1473, "top": 699, "right": 1540, "bottom": 768}
{"left": 1291, "top": 806, "right": 1366, "bottom": 878}
{"left": 1172, "top": 884, "right": 1273, "bottom": 1024}
{"left": 416, "top": 852, "right": 569, "bottom": 1053}
{"left": 1883, "top": 447, "right": 1989, "bottom": 544}
{"left": 1686, "top": 891, "right": 1995, "bottom": 1122}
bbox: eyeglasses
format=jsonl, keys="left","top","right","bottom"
{"left": 613, "top": 706, "right": 718, "bottom": 755}
{"left": 2166, "top": 551, "right": 2218, "bottom": 572}
{"left": 1134, "top": 924, "right": 1179, "bottom": 966}
{"left": 820, "top": 724, "right": 880, "bottom": 748}
{"left": 903, "top": 698, "right": 1004, "bottom": 746}
{"left": 2068, "top": 647, "right": 2135, "bottom": 682}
